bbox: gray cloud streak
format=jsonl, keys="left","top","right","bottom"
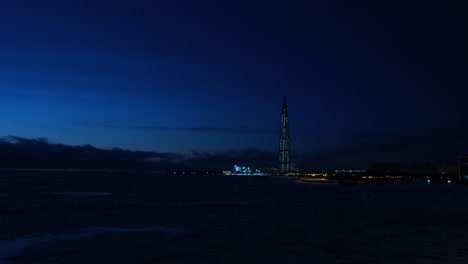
{"left": 101, "top": 124, "right": 276, "bottom": 134}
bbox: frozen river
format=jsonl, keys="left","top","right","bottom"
{"left": 0, "top": 171, "right": 467, "bottom": 263}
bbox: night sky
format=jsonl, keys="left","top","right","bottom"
{"left": 1, "top": 0, "right": 467, "bottom": 170}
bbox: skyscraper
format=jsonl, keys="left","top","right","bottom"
{"left": 279, "top": 96, "right": 290, "bottom": 174}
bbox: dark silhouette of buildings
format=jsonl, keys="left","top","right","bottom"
{"left": 410, "top": 163, "right": 436, "bottom": 178}
{"left": 279, "top": 96, "right": 290, "bottom": 174}
{"left": 459, "top": 157, "right": 468, "bottom": 181}
{"left": 369, "top": 163, "right": 401, "bottom": 176}
{"left": 435, "top": 161, "right": 457, "bottom": 182}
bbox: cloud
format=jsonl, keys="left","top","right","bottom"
{"left": 0, "top": 136, "right": 276, "bottom": 171}
{"left": 3, "top": 135, "right": 51, "bottom": 145}
{"left": 100, "top": 124, "right": 276, "bottom": 134}
{"left": 4, "top": 126, "right": 467, "bottom": 172}
{"left": 300, "top": 127, "right": 468, "bottom": 169}
{"left": 180, "top": 148, "right": 277, "bottom": 170}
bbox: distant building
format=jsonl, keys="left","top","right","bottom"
{"left": 369, "top": 163, "right": 401, "bottom": 176}
{"left": 334, "top": 169, "right": 366, "bottom": 173}
{"left": 332, "top": 169, "right": 366, "bottom": 181}
{"left": 409, "top": 161, "right": 456, "bottom": 183}
{"left": 231, "top": 165, "right": 265, "bottom": 176}
{"left": 279, "top": 96, "right": 290, "bottom": 174}
{"left": 459, "top": 157, "right": 468, "bottom": 181}
{"left": 259, "top": 162, "right": 278, "bottom": 175}
{"left": 436, "top": 161, "right": 458, "bottom": 175}
{"left": 410, "top": 163, "right": 436, "bottom": 178}
{"left": 290, "top": 163, "right": 299, "bottom": 172}
{"left": 431, "top": 161, "right": 457, "bottom": 183}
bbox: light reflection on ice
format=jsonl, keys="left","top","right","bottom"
{"left": 0, "top": 226, "right": 186, "bottom": 261}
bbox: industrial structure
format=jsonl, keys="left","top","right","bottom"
{"left": 279, "top": 96, "right": 290, "bottom": 174}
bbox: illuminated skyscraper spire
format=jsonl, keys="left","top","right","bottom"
{"left": 279, "top": 96, "right": 290, "bottom": 174}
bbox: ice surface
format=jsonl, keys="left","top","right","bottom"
{"left": 88, "top": 226, "right": 186, "bottom": 237}
{"left": 49, "top": 192, "right": 112, "bottom": 196}
{"left": 0, "top": 233, "right": 87, "bottom": 260}
{"left": 1, "top": 172, "right": 468, "bottom": 263}
{"left": 0, "top": 226, "right": 186, "bottom": 260}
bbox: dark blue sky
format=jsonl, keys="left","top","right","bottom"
{"left": 1, "top": 0, "right": 467, "bottom": 170}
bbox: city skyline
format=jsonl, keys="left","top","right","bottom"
{"left": 1, "top": 1, "right": 467, "bottom": 170}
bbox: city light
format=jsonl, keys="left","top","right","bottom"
{"left": 231, "top": 165, "right": 265, "bottom": 176}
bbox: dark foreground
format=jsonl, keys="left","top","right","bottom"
{"left": 1, "top": 171, "right": 468, "bottom": 263}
